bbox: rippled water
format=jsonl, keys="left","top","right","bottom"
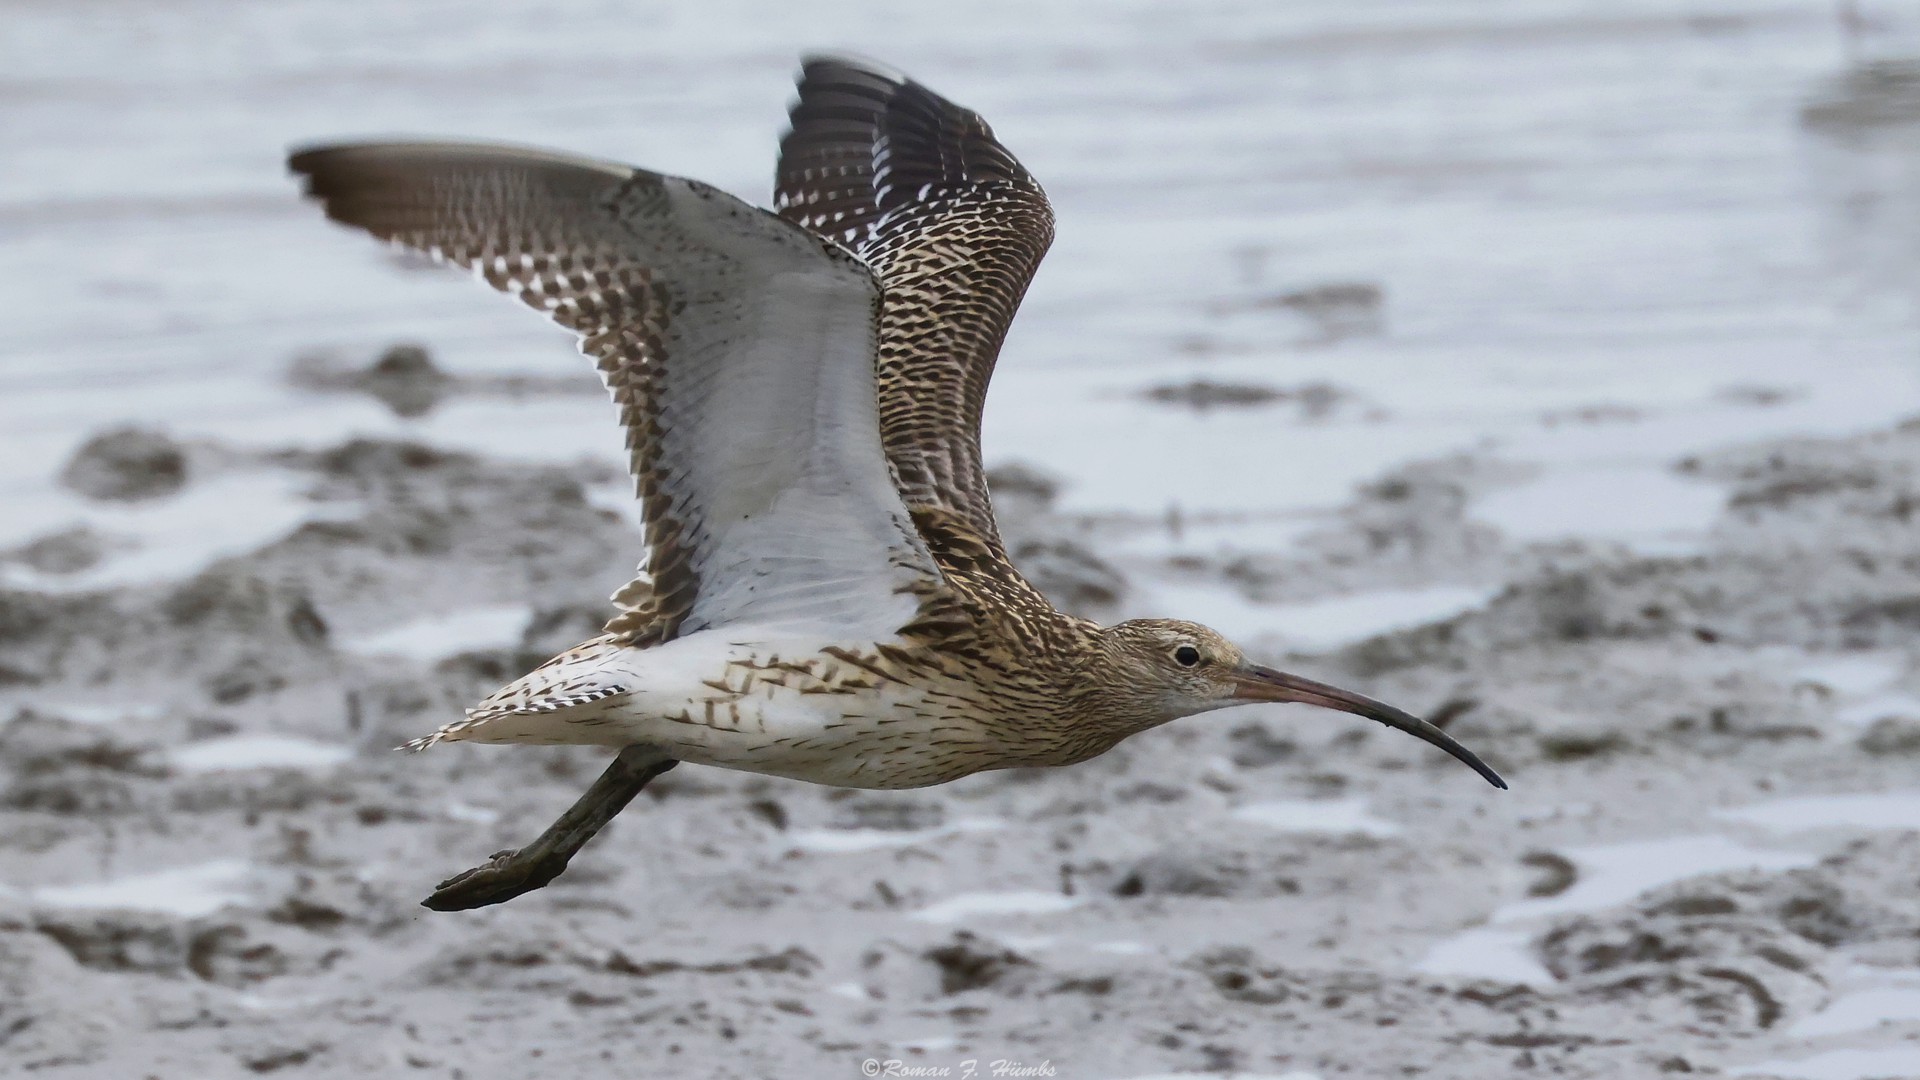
{"left": 9, "top": 0, "right": 1920, "bottom": 544}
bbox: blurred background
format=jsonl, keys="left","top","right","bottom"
{"left": 9, "top": 0, "right": 1919, "bottom": 552}
{"left": 7, "top": 1, "right": 1920, "bottom": 1077}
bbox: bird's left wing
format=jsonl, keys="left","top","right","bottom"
{"left": 291, "top": 142, "right": 941, "bottom": 639}
{"left": 774, "top": 57, "right": 1055, "bottom": 557}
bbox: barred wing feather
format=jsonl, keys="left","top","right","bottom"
{"left": 291, "top": 142, "right": 940, "bottom": 640}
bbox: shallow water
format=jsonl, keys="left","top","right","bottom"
{"left": 1492, "top": 834, "right": 1819, "bottom": 922}
{"left": 1103, "top": 513, "right": 1324, "bottom": 562}
{"left": 1714, "top": 791, "right": 1920, "bottom": 834}
{"left": 785, "top": 819, "right": 1006, "bottom": 855}
{"left": 170, "top": 734, "right": 354, "bottom": 773}
{"left": 1413, "top": 926, "right": 1556, "bottom": 987}
{"left": 1793, "top": 654, "right": 1906, "bottom": 698}
{"left": 0, "top": 471, "right": 348, "bottom": 592}
{"left": 37, "top": 700, "right": 165, "bottom": 727}
{"left": 1733, "top": 1045, "right": 1920, "bottom": 1080}
{"left": 9, "top": 0, "right": 1920, "bottom": 540}
{"left": 3, "top": 859, "right": 254, "bottom": 918}
{"left": 1415, "top": 831, "right": 1829, "bottom": 997}
{"left": 1470, "top": 463, "right": 1724, "bottom": 551}
{"left": 1834, "top": 692, "right": 1920, "bottom": 727}
{"left": 1231, "top": 797, "right": 1402, "bottom": 838}
{"left": 1788, "top": 969, "right": 1920, "bottom": 1038}
{"left": 1257, "top": 585, "right": 1498, "bottom": 652}
{"left": 1137, "top": 580, "right": 1493, "bottom": 651}
{"left": 908, "top": 891, "right": 1082, "bottom": 924}
{"left": 340, "top": 604, "right": 533, "bottom": 661}
{"left": 442, "top": 801, "right": 501, "bottom": 825}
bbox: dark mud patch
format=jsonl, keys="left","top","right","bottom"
{"left": 289, "top": 344, "right": 596, "bottom": 418}
{"left": 5, "top": 418, "right": 1920, "bottom": 1078}
{"left": 1141, "top": 379, "right": 1353, "bottom": 417}
{"left": 59, "top": 427, "right": 189, "bottom": 502}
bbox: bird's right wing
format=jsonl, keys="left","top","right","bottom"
{"left": 291, "top": 142, "right": 942, "bottom": 641}
{"left": 775, "top": 57, "right": 1055, "bottom": 555}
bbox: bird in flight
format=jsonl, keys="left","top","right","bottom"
{"left": 290, "top": 55, "right": 1505, "bottom": 911}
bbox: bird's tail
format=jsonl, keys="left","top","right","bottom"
{"left": 402, "top": 635, "right": 635, "bottom": 751}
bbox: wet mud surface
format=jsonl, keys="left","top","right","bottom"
{"left": 3, "top": 413, "right": 1919, "bottom": 1079}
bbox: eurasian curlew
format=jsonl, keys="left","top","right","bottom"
{"left": 289, "top": 55, "right": 1505, "bottom": 911}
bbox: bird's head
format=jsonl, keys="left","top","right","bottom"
{"left": 1096, "top": 618, "right": 1506, "bottom": 789}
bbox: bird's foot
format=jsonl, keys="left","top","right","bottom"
{"left": 417, "top": 748, "right": 674, "bottom": 912}
{"left": 421, "top": 847, "right": 568, "bottom": 911}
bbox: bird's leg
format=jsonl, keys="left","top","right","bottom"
{"left": 422, "top": 745, "right": 677, "bottom": 911}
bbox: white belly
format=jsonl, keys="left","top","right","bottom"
{"left": 465, "top": 629, "right": 1007, "bottom": 790}
{"left": 620, "top": 687, "right": 988, "bottom": 789}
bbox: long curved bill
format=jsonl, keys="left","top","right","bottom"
{"left": 1231, "top": 665, "right": 1507, "bottom": 790}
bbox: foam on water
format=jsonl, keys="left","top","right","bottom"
{"left": 3, "top": 859, "right": 253, "bottom": 917}
{"left": 1715, "top": 792, "right": 1920, "bottom": 834}
{"left": 1493, "top": 835, "right": 1818, "bottom": 923}
{"left": 1232, "top": 797, "right": 1401, "bottom": 838}
{"left": 171, "top": 735, "right": 353, "bottom": 773}
{"left": 908, "top": 891, "right": 1081, "bottom": 924}
{"left": 341, "top": 604, "right": 532, "bottom": 661}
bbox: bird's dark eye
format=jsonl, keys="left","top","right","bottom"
{"left": 1174, "top": 645, "right": 1202, "bottom": 667}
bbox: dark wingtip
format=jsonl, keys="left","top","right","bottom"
{"left": 795, "top": 51, "right": 907, "bottom": 85}
{"left": 285, "top": 145, "right": 322, "bottom": 174}
{"left": 285, "top": 142, "right": 353, "bottom": 181}
{"left": 285, "top": 143, "right": 369, "bottom": 204}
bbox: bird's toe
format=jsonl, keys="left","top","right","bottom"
{"left": 422, "top": 848, "right": 567, "bottom": 911}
